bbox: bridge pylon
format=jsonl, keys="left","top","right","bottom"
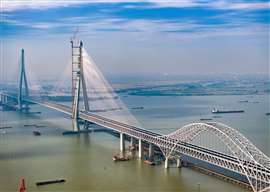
{"left": 70, "top": 39, "right": 90, "bottom": 132}
{"left": 18, "top": 49, "right": 29, "bottom": 111}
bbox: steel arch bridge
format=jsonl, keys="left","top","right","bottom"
{"left": 158, "top": 122, "right": 270, "bottom": 192}
{"left": 1, "top": 41, "right": 269, "bottom": 192}
{"left": 1, "top": 92, "right": 269, "bottom": 192}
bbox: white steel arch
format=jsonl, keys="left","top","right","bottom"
{"left": 159, "top": 122, "right": 270, "bottom": 192}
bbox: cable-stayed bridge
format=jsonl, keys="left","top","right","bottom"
{"left": 0, "top": 40, "right": 269, "bottom": 192}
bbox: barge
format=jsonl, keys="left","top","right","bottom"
{"left": 212, "top": 108, "right": 244, "bottom": 114}
{"left": 36, "top": 179, "right": 65, "bottom": 186}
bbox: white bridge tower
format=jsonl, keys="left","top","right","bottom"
{"left": 71, "top": 39, "right": 89, "bottom": 131}
{"left": 18, "top": 49, "right": 29, "bottom": 111}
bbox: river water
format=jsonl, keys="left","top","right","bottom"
{"left": 0, "top": 94, "right": 269, "bottom": 192}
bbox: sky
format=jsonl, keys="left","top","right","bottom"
{"left": 0, "top": 0, "right": 269, "bottom": 80}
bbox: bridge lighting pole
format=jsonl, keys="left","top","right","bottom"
{"left": 18, "top": 49, "right": 29, "bottom": 111}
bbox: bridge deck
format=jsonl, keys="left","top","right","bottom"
{"left": 28, "top": 96, "right": 270, "bottom": 183}
{"left": 1, "top": 92, "right": 270, "bottom": 190}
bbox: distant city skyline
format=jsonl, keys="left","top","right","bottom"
{"left": 1, "top": 0, "right": 269, "bottom": 79}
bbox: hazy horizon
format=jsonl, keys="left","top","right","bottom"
{"left": 1, "top": 0, "right": 269, "bottom": 80}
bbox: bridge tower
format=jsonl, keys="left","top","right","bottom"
{"left": 71, "top": 39, "right": 90, "bottom": 131}
{"left": 18, "top": 49, "right": 29, "bottom": 111}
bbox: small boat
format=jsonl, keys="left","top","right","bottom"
{"left": 144, "top": 160, "right": 155, "bottom": 165}
{"left": 33, "top": 131, "right": 41, "bottom": 136}
{"left": 36, "top": 179, "right": 65, "bottom": 186}
{"left": 25, "top": 111, "right": 42, "bottom": 114}
{"left": 239, "top": 100, "right": 248, "bottom": 103}
{"left": 200, "top": 118, "right": 213, "bottom": 121}
{"left": 266, "top": 113, "right": 270, "bottom": 116}
{"left": 212, "top": 108, "right": 244, "bottom": 114}
{"left": 112, "top": 155, "right": 129, "bottom": 162}
{"left": 35, "top": 125, "right": 46, "bottom": 128}
{"left": 0, "top": 126, "right": 12, "bottom": 129}
{"left": 131, "top": 106, "right": 144, "bottom": 110}
{"left": 24, "top": 124, "right": 36, "bottom": 127}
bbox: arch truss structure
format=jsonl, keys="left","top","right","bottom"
{"left": 156, "top": 122, "right": 270, "bottom": 192}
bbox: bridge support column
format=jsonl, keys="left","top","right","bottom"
{"left": 71, "top": 40, "right": 89, "bottom": 132}
{"left": 138, "top": 138, "right": 143, "bottom": 159}
{"left": 130, "top": 137, "right": 135, "bottom": 147}
{"left": 148, "top": 143, "right": 153, "bottom": 159}
{"left": 2, "top": 95, "right": 6, "bottom": 104}
{"left": 72, "top": 119, "right": 80, "bottom": 132}
{"left": 176, "top": 158, "right": 181, "bottom": 168}
{"left": 18, "top": 49, "right": 29, "bottom": 112}
{"left": 0, "top": 95, "right": 4, "bottom": 104}
{"left": 3, "top": 95, "right": 8, "bottom": 105}
{"left": 120, "top": 132, "right": 125, "bottom": 152}
{"left": 165, "top": 157, "right": 169, "bottom": 169}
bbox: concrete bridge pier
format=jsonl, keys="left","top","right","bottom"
{"left": 3, "top": 95, "right": 7, "bottom": 104}
{"left": 0, "top": 94, "right": 4, "bottom": 105}
{"left": 130, "top": 137, "right": 135, "bottom": 147}
{"left": 138, "top": 138, "right": 143, "bottom": 159}
{"left": 176, "top": 158, "right": 181, "bottom": 168}
{"left": 148, "top": 143, "right": 153, "bottom": 159}
{"left": 165, "top": 157, "right": 169, "bottom": 169}
{"left": 0, "top": 94, "right": 8, "bottom": 108}
{"left": 120, "top": 132, "right": 125, "bottom": 152}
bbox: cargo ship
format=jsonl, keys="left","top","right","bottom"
{"left": 212, "top": 108, "right": 244, "bottom": 114}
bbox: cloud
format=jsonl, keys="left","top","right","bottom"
{"left": 4, "top": 15, "right": 267, "bottom": 40}
{"left": 1, "top": 0, "right": 268, "bottom": 40}
{"left": 208, "top": 1, "right": 269, "bottom": 10}
{"left": 1, "top": 0, "right": 89, "bottom": 12}
{"left": 2, "top": 0, "right": 269, "bottom": 12}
